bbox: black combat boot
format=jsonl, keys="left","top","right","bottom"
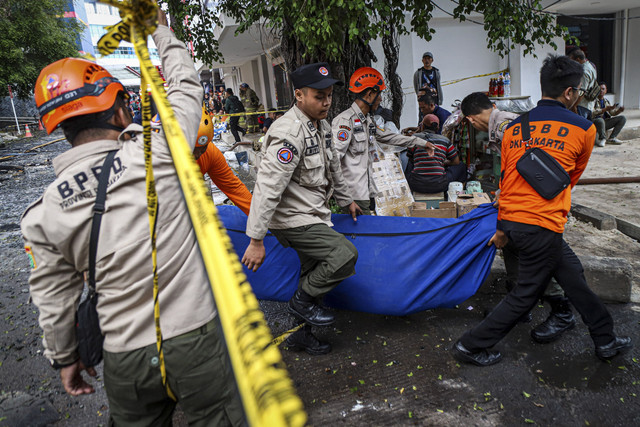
{"left": 284, "top": 325, "right": 332, "bottom": 355}
{"left": 531, "top": 296, "right": 576, "bottom": 343}
{"left": 288, "top": 289, "right": 335, "bottom": 326}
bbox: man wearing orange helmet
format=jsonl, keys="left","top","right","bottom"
{"left": 21, "top": 10, "right": 244, "bottom": 425}
{"left": 332, "top": 67, "right": 435, "bottom": 214}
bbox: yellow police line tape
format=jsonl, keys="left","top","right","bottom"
{"left": 210, "top": 109, "right": 289, "bottom": 119}
{"left": 441, "top": 68, "right": 509, "bottom": 87}
{"left": 96, "top": 1, "right": 306, "bottom": 426}
{"left": 271, "top": 323, "right": 305, "bottom": 347}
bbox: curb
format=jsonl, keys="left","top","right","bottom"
{"left": 571, "top": 203, "right": 640, "bottom": 242}
{"left": 618, "top": 125, "right": 639, "bottom": 141}
{"left": 483, "top": 255, "right": 632, "bottom": 303}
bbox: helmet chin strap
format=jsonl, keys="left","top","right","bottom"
{"left": 357, "top": 89, "right": 381, "bottom": 114}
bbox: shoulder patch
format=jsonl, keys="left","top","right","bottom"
{"left": 277, "top": 147, "right": 294, "bottom": 164}
{"left": 337, "top": 130, "right": 349, "bottom": 141}
{"left": 498, "top": 120, "right": 510, "bottom": 133}
{"left": 339, "top": 125, "right": 351, "bottom": 131}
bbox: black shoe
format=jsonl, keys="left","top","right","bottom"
{"left": 452, "top": 340, "right": 502, "bottom": 367}
{"left": 531, "top": 312, "right": 576, "bottom": 343}
{"left": 288, "top": 290, "right": 335, "bottom": 326}
{"left": 595, "top": 337, "right": 633, "bottom": 361}
{"left": 284, "top": 327, "right": 331, "bottom": 355}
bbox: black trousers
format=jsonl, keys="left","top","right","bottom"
{"left": 228, "top": 116, "right": 244, "bottom": 142}
{"left": 460, "top": 221, "right": 614, "bottom": 351}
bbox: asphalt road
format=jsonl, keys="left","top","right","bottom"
{"left": 1, "top": 130, "right": 639, "bottom": 426}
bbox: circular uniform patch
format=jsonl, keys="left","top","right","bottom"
{"left": 277, "top": 147, "right": 294, "bottom": 164}
{"left": 319, "top": 67, "right": 329, "bottom": 76}
{"left": 196, "top": 135, "right": 208, "bottom": 146}
{"left": 337, "top": 130, "right": 348, "bottom": 141}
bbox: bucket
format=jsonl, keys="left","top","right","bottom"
{"left": 466, "top": 181, "right": 482, "bottom": 194}
{"left": 448, "top": 181, "right": 463, "bottom": 194}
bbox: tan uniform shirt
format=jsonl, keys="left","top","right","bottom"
{"left": 488, "top": 108, "right": 518, "bottom": 146}
{"left": 332, "top": 102, "right": 428, "bottom": 200}
{"left": 21, "top": 26, "right": 210, "bottom": 365}
{"left": 578, "top": 61, "right": 598, "bottom": 111}
{"left": 245, "top": 105, "right": 353, "bottom": 240}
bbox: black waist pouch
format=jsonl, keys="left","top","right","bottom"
{"left": 76, "top": 291, "right": 103, "bottom": 367}
{"left": 515, "top": 113, "right": 570, "bottom": 200}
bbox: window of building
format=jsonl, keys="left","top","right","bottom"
{"left": 559, "top": 14, "right": 615, "bottom": 92}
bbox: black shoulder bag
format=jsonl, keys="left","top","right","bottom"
{"left": 76, "top": 150, "right": 117, "bottom": 368}
{"left": 515, "top": 113, "right": 570, "bottom": 200}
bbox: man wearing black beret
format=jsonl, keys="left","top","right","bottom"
{"left": 242, "top": 63, "right": 361, "bottom": 354}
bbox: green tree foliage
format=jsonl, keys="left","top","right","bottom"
{"left": 0, "top": 0, "right": 84, "bottom": 99}
{"left": 162, "top": 0, "right": 224, "bottom": 64}
{"left": 161, "top": 0, "right": 570, "bottom": 115}
{"left": 166, "top": 0, "right": 568, "bottom": 66}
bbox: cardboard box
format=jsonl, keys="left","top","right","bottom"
{"left": 456, "top": 192, "right": 492, "bottom": 217}
{"left": 373, "top": 153, "right": 415, "bottom": 217}
{"left": 410, "top": 201, "right": 457, "bottom": 218}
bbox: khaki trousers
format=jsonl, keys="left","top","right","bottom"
{"left": 271, "top": 223, "right": 358, "bottom": 298}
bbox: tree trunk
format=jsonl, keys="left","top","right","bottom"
{"left": 382, "top": 25, "right": 403, "bottom": 128}
{"left": 280, "top": 20, "right": 375, "bottom": 121}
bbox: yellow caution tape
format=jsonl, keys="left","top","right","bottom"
{"left": 271, "top": 323, "right": 305, "bottom": 347}
{"left": 210, "top": 108, "right": 289, "bottom": 119}
{"left": 97, "top": 1, "right": 306, "bottom": 426}
{"left": 440, "top": 68, "right": 509, "bottom": 87}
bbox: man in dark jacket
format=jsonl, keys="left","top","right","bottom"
{"left": 413, "top": 52, "right": 443, "bottom": 106}
{"left": 224, "top": 88, "right": 245, "bottom": 142}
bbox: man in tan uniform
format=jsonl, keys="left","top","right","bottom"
{"left": 461, "top": 91, "right": 576, "bottom": 344}
{"left": 332, "top": 67, "right": 434, "bottom": 214}
{"left": 242, "top": 63, "right": 361, "bottom": 354}
{"left": 22, "top": 10, "right": 243, "bottom": 426}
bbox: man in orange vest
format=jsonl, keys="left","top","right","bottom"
{"left": 454, "top": 55, "right": 632, "bottom": 366}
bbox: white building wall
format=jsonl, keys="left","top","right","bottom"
{"left": 623, "top": 7, "right": 640, "bottom": 108}
{"left": 508, "top": 37, "right": 563, "bottom": 105}
{"left": 372, "top": 16, "right": 566, "bottom": 130}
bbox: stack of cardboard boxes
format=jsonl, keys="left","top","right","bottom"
{"left": 369, "top": 148, "right": 493, "bottom": 219}
{"left": 410, "top": 192, "right": 491, "bottom": 218}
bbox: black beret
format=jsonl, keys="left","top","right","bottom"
{"left": 290, "top": 62, "right": 344, "bottom": 89}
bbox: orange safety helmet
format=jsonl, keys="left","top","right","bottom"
{"left": 196, "top": 108, "right": 213, "bottom": 147}
{"left": 349, "top": 67, "right": 386, "bottom": 94}
{"left": 35, "top": 58, "right": 126, "bottom": 134}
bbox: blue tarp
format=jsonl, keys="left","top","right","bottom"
{"left": 217, "top": 204, "right": 498, "bottom": 316}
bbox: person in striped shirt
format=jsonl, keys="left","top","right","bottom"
{"left": 405, "top": 114, "right": 466, "bottom": 194}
